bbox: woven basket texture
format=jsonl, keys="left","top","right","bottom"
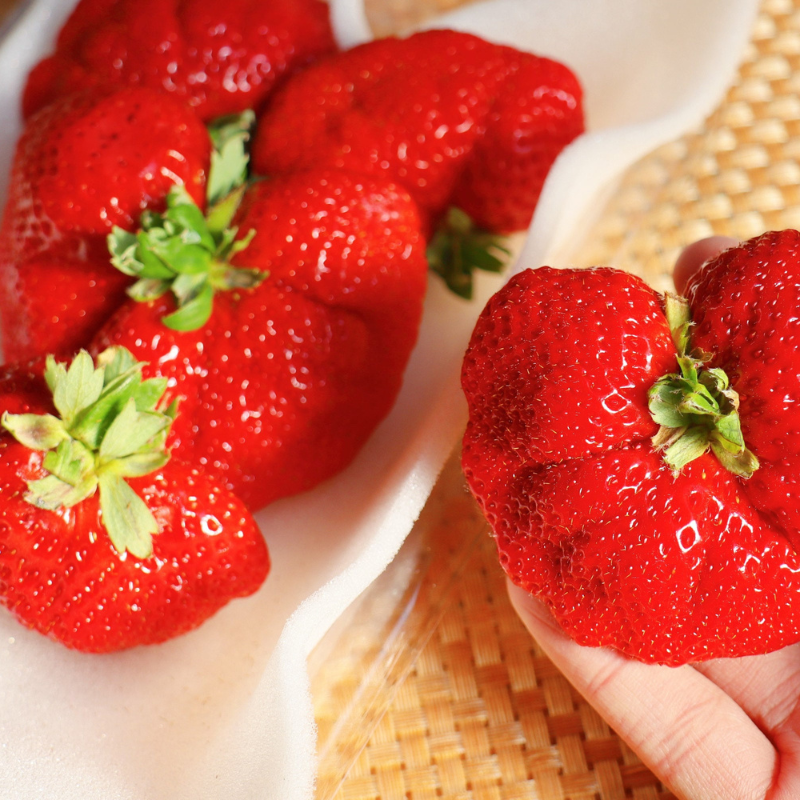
{"left": 313, "top": 0, "right": 800, "bottom": 797}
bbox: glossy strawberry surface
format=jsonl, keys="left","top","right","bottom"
{"left": 462, "top": 243, "right": 800, "bottom": 665}
{"left": 22, "top": 0, "right": 336, "bottom": 123}
{"left": 252, "top": 30, "right": 584, "bottom": 235}
{"left": 92, "top": 170, "right": 428, "bottom": 510}
{"left": 0, "top": 87, "right": 210, "bottom": 361}
{"left": 0, "top": 362, "right": 269, "bottom": 653}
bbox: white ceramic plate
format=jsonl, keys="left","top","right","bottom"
{"left": 0, "top": 1, "right": 758, "bottom": 797}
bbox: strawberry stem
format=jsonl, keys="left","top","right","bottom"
{"left": 107, "top": 110, "right": 264, "bottom": 332}
{"left": 427, "top": 207, "right": 511, "bottom": 300}
{"left": 1, "top": 347, "right": 177, "bottom": 558}
{"left": 649, "top": 292, "right": 759, "bottom": 478}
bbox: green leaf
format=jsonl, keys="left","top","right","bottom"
{"left": 664, "top": 293, "right": 692, "bottom": 354}
{"left": 132, "top": 377, "right": 169, "bottom": 413}
{"left": 113, "top": 451, "right": 170, "bottom": 478}
{"left": 215, "top": 265, "right": 265, "bottom": 291}
{"left": 714, "top": 413, "right": 745, "bottom": 449}
{"left": 105, "top": 113, "right": 258, "bottom": 329}
{"left": 95, "top": 347, "right": 138, "bottom": 384}
{"left": 135, "top": 234, "right": 175, "bottom": 279}
{"left": 677, "top": 356, "right": 699, "bottom": 385}
{"left": 224, "top": 227, "right": 257, "bottom": 259}
{"left": 69, "top": 367, "right": 144, "bottom": 449}
{"left": 648, "top": 381, "right": 690, "bottom": 428}
{"left": 1, "top": 412, "right": 68, "bottom": 450}
{"left": 710, "top": 442, "right": 760, "bottom": 479}
{"left": 662, "top": 426, "right": 711, "bottom": 472}
{"left": 427, "top": 207, "right": 511, "bottom": 300}
{"left": 172, "top": 272, "right": 209, "bottom": 305}
{"left": 679, "top": 389, "right": 719, "bottom": 417}
{"left": 206, "top": 184, "right": 247, "bottom": 236}
{"left": 3, "top": 347, "right": 177, "bottom": 556}
{"left": 25, "top": 473, "right": 97, "bottom": 511}
{"left": 98, "top": 399, "right": 171, "bottom": 461}
{"left": 43, "top": 439, "right": 95, "bottom": 487}
{"left": 108, "top": 228, "right": 143, "bottom": 277}
{"left": 51, "top": 351, "right": 105, "bottom": 427}
{"left": 98, "top": 472, "right": 159, "bottom": 558}
{"left": 150, "top": 239, "right": 212, "bottom": 275}
{"left": 651, "top": 293, "right": 759, "bottom": 479}
{"left": 166, "top": 201, "right": 214, "bottom": 249}
{"left": 43, "top": 356, "right": 65, "bottom": 395}
{"left": 162, "top": 282, "right": 214, "bottom": 331}
{"left": 140, "top": 209, "right": 164, "bottom": 230}
{"left": 700, "top": 368, "right": 729, "bottom": 393}
{"left": 207, "top": 110, "right": 255, "bottom": 206}
{"left": 128, "top": 277, "right": 172, "bottom": 303}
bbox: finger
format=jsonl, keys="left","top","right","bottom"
{"left": 693, "top": 648, "right": 800, "bottom": 732}
{"left": 694, "top": 650, "right": 800, "bottom": 800}
{"left": 508, "top": 581, "right": 776, "bottom": 800}
{"left": 672, "top": 236, "right": 738, "bottom": 294}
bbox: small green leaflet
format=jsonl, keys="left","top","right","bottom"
{"left": 649, "top": 292, "right": 759, "bottom": 478}
{"left": 207, "top": 110, "right": 256, "bottom": 207}
{"left": 98, "top": 473, "right": 159, "bottom": 560}
{"left": 427, "top": 207, "right": 511, "bottom": 300}
{"left": 1, "top": 346, "right": 177, "bottom": 558}
{"left": 107, "top": 184, "right": 263, "bottom": 332}
{"left": 106, "top": 110, "right": 264, "bottom": 332}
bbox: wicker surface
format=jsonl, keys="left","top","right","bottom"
{"left": 313, "top": 455, "right": 675, "bottom": 800}
{"left": 313, "top": 0, "right": 800, "bottom": 797}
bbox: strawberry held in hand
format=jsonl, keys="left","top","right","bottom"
{"left": 0, "top": 86, "right": 211, "bottom": 361}
{"left": 22, "top": 0, "right": 335, "bottom": 123}
{"left": 462, "top": 230, "right": 800, "bottom": 666}
{"left": 0, "top": 346, "right": 269, "bottom": 652}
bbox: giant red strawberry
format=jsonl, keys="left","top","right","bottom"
{"left": 252, "top": 29, "right": 583, "bottom": 295}
{"left": 462, "top": 232, "right": 800, "bottom": 666}
{"left": 0, "top": 86, "right": 211, "bottom": 361}
{"left": 0, "top": 346, "right": 269, "bottom": 653}
{"left": 22, "top": 0, "right": 336, "bottom": 123}
{"left": 92, "top": 168, "right": 428, "bottom": 510}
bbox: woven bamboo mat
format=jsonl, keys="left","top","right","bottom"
{"left": 312, "top": 0, "right": 800, "bottom": 797}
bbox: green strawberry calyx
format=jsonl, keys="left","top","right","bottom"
{"left": 1, "top": 347, "right": 177, "bottom": 558}
{"left": 107, "top": 111, "right": 264, "bottom": 332}
{"left": 427, "top": 208, "right": 511, "bottom": 300}
{"left": 648, "top": 293, "right": 759, "bottom": 478}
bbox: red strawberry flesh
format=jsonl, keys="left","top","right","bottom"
{"left": 22, "top": 0, "right": 336, "bottom": 122}
{"left": 252, "top": 30, "right": 584, "bottom": 236}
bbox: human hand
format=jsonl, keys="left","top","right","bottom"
{"left": 508, "top": 235, "right": 799, "bottom": 800}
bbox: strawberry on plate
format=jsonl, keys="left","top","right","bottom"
{"left": 462, "top": 231, "right": 800, "bottom": 666}
{"left": 252, "top": 29, "right": 584, "bottom": 296}
{"left": 93, "top": 166, "right": 428, "bottom": 510}
{"left": 0, "top": 346, "right": 269, "bottom": 653}
{"left": 0, "top": 86, "right": 211, "bottom": 361}
{"left": 22, "top": 0, "right": 336, "bottom": 123}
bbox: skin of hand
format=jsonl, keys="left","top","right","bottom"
{"left": 508, "top": 235, "right": 800, "bottom": 800}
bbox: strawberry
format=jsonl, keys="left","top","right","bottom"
{"left": 22, "top": 0, "right": 336, "bottom": 123}
{"left": 92, "top": 168, "right": 428, "bottom": 510}
{"left": 0, "top": 346, "right": 269, "bottom": 652}
{"left": 462, "top": 234, "right": 800, "bottom": 665}
{"left": 251, "top": 29, "right": 584, "bottom": 295}
{"left": 0, "top": 86, "right": 211, "bottom": 361}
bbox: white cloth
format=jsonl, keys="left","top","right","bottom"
{"left": 0, "top": 0, "right": 758, "bottom": 797}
